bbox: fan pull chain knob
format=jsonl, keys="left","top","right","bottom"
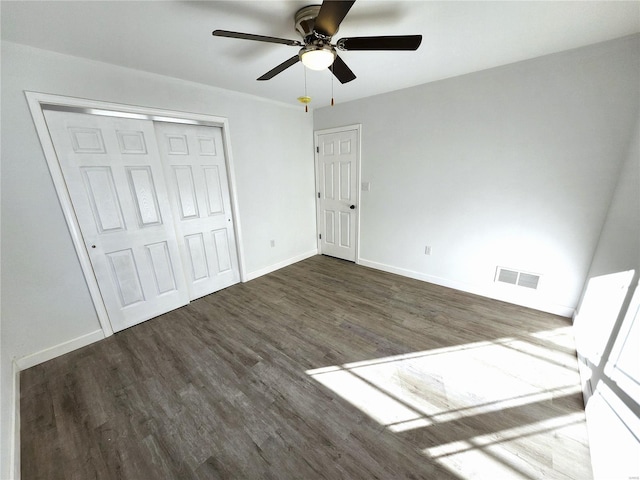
{"left": 297, "top": 95, "right": 311, "bottom": 113}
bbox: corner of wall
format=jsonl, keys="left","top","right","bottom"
{"left": 245, "top": 249, "right": 318, "bottom": 282}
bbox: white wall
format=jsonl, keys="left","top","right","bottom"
{"left": 0, "top": 41, "right": 316, "bottom": 479}
{"left": 574, "top": 115, "right": 640, "bottom": 479}
{"left": 582, "top": 117, "right": 640, "bottom": 280}
{"left": 314, "top": 34, "right": 640, "bottom": 316}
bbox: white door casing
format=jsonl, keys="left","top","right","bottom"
{"left": 315, "top": 126, "right": 360, "bottom": 262}
{"left": 43, "top": 110, "right": 190, "bottom": 332}
{"left": 154, "top": 122, "right": 240, "bottom": 300}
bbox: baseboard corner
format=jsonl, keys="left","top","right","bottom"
{"left": 245, "top": 249, "right": 318, "bottom": 282}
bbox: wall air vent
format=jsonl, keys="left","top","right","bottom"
{"left": 497, "top": 268, "right": 518, "bottom": 285}
{"left": 495, "top": 267, "right": 541, "bottom": 290}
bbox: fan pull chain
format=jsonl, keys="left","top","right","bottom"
{"left": 331, "top": 64, "right": 335, "bottom": 107}
{"left": 297, "top": 66, "right": 311, "bottom": 112}
{"left": 305, "top": 67, "right": 308, "bottom": 112}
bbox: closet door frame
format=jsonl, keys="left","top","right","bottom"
{"left": 26, "top": 91, "right": 247, "bottom": 337}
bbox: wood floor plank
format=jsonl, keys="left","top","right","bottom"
{"left": 21, "top": 255, "right": 591, "bottom": 479}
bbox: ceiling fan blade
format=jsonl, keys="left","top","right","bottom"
{"left": 257, "top": 55, "right": 301, "bottom": 81}
{"left": 314, "top": 0, "right": 356, "bottom": 37}
{"left": 337, "top": 35, "right": 422, "bottom": 51}
{"left": 213, "top": 30, "right": 303, "bottom": 47}
{"left": 330, "top": 54, "right": 356, "bottom": 84}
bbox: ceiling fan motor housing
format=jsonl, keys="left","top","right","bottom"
{"left": 295, "top": 4, "right": 336, "bottom": 65}
{"left": 295, "top": 5, "right": 335, "bottom": 45}
{"left": 294, "top": 5, "right": 324, "bottom": 38}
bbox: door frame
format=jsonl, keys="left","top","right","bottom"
{"left": 25, "top": 91, "right": 247, "bottom": 337}
{"left": 314, "top": 124, "right": 362, "bottom": 263}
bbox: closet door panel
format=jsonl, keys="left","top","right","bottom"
{"left": 155, "top": 122, "right": 240, "bottom": 300}
{"left": 44, "top": 110, "right": 190, "bottom": 332}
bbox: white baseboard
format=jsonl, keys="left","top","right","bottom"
{"left": 358, "top": 258, "right": 576, "bottom": 318}
{"left": 10, "top": 360, "right": 20, "bottom": 480}
{"left": 15, "top": 329, "right": 105, "bottom": 371}
{"left": 10, "top": 329, "right": 106, "bottom": 479}
{"left": 245, "top": 249, "right": 318, "bottom": 282}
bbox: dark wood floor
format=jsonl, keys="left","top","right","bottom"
{"left": 21, "top": 255, "right": 592, "bottom": 479}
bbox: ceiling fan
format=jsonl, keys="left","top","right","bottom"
{"left": 212, "top": 0, "right": 422, "bottom": 84}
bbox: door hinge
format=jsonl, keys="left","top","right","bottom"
{"left": 319, "top": 233, "right": 322, "bottom": 240}
{"left": 316, "top": 146, "right": 319, "bottom": 153}
{"left": 317, "top": 192, "right": 321, "bottom": 199}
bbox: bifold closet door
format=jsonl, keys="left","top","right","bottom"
{"left": 154, "top": 123, "right": 240, "bottom": 300}
{"left": 43, "top": 110, "right": 190, "bottom": 332}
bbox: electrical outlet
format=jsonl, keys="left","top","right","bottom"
{"left": 270, "top": 240, "right": 275, "bottom": 248}
{"left": 425, "top": 245, "right": 432, "bottom": 255}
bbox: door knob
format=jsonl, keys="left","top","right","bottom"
{"left": 350, "top": 205, "right": 356, "bottom": 210}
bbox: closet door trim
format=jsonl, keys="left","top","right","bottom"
{"left": 25, "top": 91, "right": 246, "bottom": 337}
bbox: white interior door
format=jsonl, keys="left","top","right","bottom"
{"left": 316, "top": 128, "right": 359, "bottom": 261}
{"left": 154, "top": 122, "right": 240, "bottom": 299}
{"left": 43, "top": 110, "right": 190, "bottom": 332}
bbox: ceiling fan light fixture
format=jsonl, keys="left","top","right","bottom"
{"left": 300, "top": 47, "right": 336, "bottom": 70}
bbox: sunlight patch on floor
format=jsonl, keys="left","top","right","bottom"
{"left": 426, "top": 412, "right": 588, "bottom": 479}
{"left": 307, "top": 333, "right": 581, "bottom": 428}
{"left": 306, "top": 328, "right": 589, "bottom": 479}
{"left": 530, "top": 326, "right": 576, "bottom": 350}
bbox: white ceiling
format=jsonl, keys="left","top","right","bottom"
{"left": 2, "top": 1, "right": 639, "bottom": 109}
